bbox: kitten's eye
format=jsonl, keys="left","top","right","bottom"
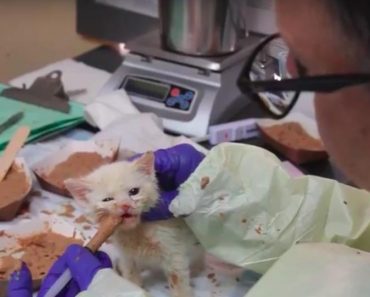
{"left": 102, "top": 197, "right": 114, "bottom": 202}
{"left": 128, "top": 188, "right": 140, "bottom": 196}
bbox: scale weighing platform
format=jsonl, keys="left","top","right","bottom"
{"left": 100, "top": 31, "right": 261, "bottom": 137}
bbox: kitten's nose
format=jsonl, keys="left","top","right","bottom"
{"left": 121, "top": 204, "right": 131, "bottom": 212}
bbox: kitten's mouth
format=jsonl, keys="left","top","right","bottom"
{"left": 121, "top": 213, "right": 139, "bottom": 224}
{"left": 120, "top": 212, "right": 140, "bottom": 229}
{"left": 121, "top": 213, "right": 137, "bottom": 219}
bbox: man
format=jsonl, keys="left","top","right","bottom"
{"left": 277, "top": 0, "right": 370, "bottom": 190}
{"left": 8, "top": 0, "right": 370, "bottom": 296}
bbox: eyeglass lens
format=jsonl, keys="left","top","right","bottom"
{"left": 250, "top": 37, "right": 298, "bottom": 116}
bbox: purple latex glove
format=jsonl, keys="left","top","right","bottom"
{"left": 153, "top": 144, "right": 205, "bottom": 191}
{"left": 141, "top": 189, "right": 179, "bottom": 221}
{"left": 132, "top": 144, "right": 205, "bottom": 221}
{"left": 7, "top": 245, "right": 112, "bottom": 297}
{"left": 7, "top": 263, "right": 32, "bottom": 297}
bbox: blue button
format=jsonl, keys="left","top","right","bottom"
{"left": 166, "top": 97, "right": 176, "bottom": 106}
{"left": 166, "top": 96, "right": 191, "bottom": 110}
{"left": 180, "top": 101, "right": 190, "bottom": 110}
{"left": 184, "top": 92, "right": 194, "bottom": 100}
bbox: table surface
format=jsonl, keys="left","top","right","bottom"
{"left": 75, "top": 45, "right": 346, "bottom": 183}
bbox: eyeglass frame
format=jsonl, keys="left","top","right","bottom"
{"left": 237, "top": 33, "right": 370, "bottom": 118}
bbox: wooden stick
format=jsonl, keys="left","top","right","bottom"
{"left": 0, "top": 126, "right": 30, "bottom": 183}
{"left": 43, "top": 214, "right": 123, "bottom": 297}
{"left": 85, "top": 214, "right": 122, "bottom": 252}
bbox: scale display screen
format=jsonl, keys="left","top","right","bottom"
{"left": 124, "top": 77, "right": 170, "bottom": 102}
{"left": 122, "top": 76, "right": 196, "bottom": 112}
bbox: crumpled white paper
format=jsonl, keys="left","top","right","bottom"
{"left": 92, "top": 114, "right": 207, "bottom": 156}
{"left": 84, "top": 89, "right": 140, "bottom": 129}
{"left": 78, "top": 78, "right": 208, "bottom": 155}
{"left": 246, "top": 243, "right": 370, "bottom": 297}
{"left": 77, "top": 269, "right": 149, "bottom": 297}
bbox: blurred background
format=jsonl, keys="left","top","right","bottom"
{"left": 0, "top": 0, "right": 276, "bottom": 81}
{"left": 0, "top": 0, "right": 97, "bottom": 81}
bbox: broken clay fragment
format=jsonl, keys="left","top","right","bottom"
{"left": 0, "top": 158, "right": 32, "bottom": 221}
{"left": 33, "top": 139, "right": 119, "bottom": 197}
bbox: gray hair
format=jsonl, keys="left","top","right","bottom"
{"left": 328, "top": 0, "right": 370, "bottom": 56}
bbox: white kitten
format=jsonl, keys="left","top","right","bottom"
{"left": 65, "top": 153, "right": 201, "bottom": 297}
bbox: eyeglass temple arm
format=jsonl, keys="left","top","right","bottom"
{"left": 241, "top": 74, "right": 370, "bottom": 93}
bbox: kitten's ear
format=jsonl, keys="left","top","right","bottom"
{"left": 64, "top": 178, "right": 92, "bottom": 206}
{"left": 135, "top": 152, "right": 154, "bottom": 175}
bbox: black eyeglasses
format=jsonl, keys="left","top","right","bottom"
{"left": 237, "top": 33, "right": 370, "bottom": 118}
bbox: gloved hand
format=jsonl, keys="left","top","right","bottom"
{"left": 7, "top": 263, "right": 32, "bottom": 297}
{"left": 7, "top": 244, "right": 112, "bottom": 297}
{"left": 153, "top": 144, "right": 205, "bottom": 190}
{"left": 133, "top": 144, "right": 205, "bottom": 221}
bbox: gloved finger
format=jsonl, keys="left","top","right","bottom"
{"left": 7, "top": 263, "right": 32, "bottom": 297}
{"left": 7, "top": 262, "right": 33, "bottom": 297}
{"left": 141, "top": 206, "right": 173, "bottom": 221}
{"left": 129, "top": 153, "right": 175, "bottom": 190}
{"left": 60, "top": 252, "right": 111, "bottom": 296}
{"left": 65, "top": 244, "right": 105, "bottom": 290}
{"left": 37, "top": 253, "right": 69, "bottom": 297}
{"left": 95, "top": 251, "right": 112, "bottom": 269}
{"left": 155, "top": 144, "right": 205, "bottom": 190}
{"left": 142, "top": 190, "right": 177, "bottom": 221}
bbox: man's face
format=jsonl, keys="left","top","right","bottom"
{"left": 276, "top": 0, "right": 370, "bottom": 190}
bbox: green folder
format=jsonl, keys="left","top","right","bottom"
{"left": 0, "top": 84, "right": 84, "bottom": 151}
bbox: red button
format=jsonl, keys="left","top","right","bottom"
{"left": 171, "top": 88, "right": 180, "bottom": 97}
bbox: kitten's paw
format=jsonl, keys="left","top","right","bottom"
{"left": 167, "top": 272, "right": 193, "bottom": 297}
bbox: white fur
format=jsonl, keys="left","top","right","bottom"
{"left": 65, "top": 155, "right": 202, "bottom": 297}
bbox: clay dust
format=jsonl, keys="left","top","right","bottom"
{"left": 0, "top": 232, "right": 82, "bottom": 281}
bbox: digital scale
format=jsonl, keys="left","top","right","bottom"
{"left": 100, "top": 31, "right": 262, "bottom": 137}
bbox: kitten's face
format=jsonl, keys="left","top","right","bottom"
{"left": 65, "top": 153, "right": 158, "bottom": 230}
